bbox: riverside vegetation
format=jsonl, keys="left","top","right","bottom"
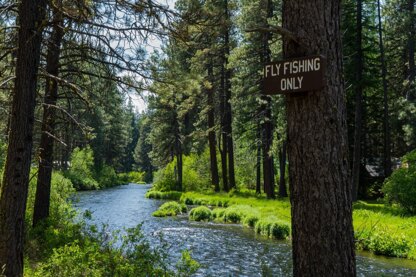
{"left": 21, "top": 171, "right": 199, "bottom": 277}
{"left": 146, "top": 150, "right": 416, "bottom": 261}
{"left": 0, "top": 147, "right": 198, "bottom": 276}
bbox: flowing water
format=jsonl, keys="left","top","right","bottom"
{"left": 74, "top": 184, "right": 416, "bottom": 276}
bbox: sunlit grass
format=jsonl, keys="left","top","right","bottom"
{"left": 148, "top": 190, "right": 416, "bottom": 260}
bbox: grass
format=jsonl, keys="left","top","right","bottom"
{"left": 150, "top": 190, "right": 416, "bottom": 260}
{"left": 152, "top": 201, "right": 187, "bottom": 217}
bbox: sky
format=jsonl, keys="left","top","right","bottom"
{"left": 127, "top": 0, "right": 176, "bottom": 113}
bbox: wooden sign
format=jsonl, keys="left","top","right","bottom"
{"left": 263, "top": 55, "right": 326, "bottom": 95}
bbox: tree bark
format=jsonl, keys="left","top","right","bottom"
{"left": 33, "top": 4, "right": 64, "bottom": 227}
{"left": 207, "top": 62, "right": 220, "bottom": 191}
{"left": 408, "top": 0, "right": 416, "bottom": 101}
{"left": 260, "top": 0, "right": 275, "bottom": 199}
{"left": 377, "top": 0, "right": 391, "bottom": 178}
{"left": 283, "top": 0, "right": 357, "bottom": 276}
{"left": 220, "top": 62, "right": 229, "bottom": 192}
{"left": 0, "top": 0, "right": 47, "bottom": 275}
{"left": 223, "top": 0, "right": 236, "bottom": 190}
{"left": 351, "top": 0, "right": 364, "bottom": 202}
{"left": 278, "top": 140, "right": 288, "bottom": 198}
{"left": 256, "top": 126, "right": 262, "bottom": 194}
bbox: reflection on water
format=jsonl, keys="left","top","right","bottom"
{"left": 74, "top": 184, "right": 416, "bottom": 277}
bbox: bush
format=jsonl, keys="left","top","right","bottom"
{"left": 223, "top": 205, "right": 257, "bottom": 224}
{"left": 383, "top": 150, "right": 416, "bottom": 214}
{"left": 255, "top": 217, "right": 290, "bottom": 240}
{"left": 146, "top": 190, "right": 182, "bottom": 200}
{"left": 65, "top": 147, "right": 99, "bottom": 190}
{"left": 95, "top": 165, "right": 122, "bottom": 188}
{"left": 211, "top": 208, "right": 226, "bottom": 221}
{"left": 152, "top": 201, "right": 187, "bottom": 217}
{"left": 242, "top": 213, "right": 260, "bottom": 228}
{"left": 152, "top": 153, "right": 211, "bottom": 192}
{"left": 30, "top": 225, "right": 199, "bottom": 277}
{"left": 26, "top": 170, "right": 75, "bottom": 228}
{"left": 189, "top": 206, "right": 212, "bottom": 221}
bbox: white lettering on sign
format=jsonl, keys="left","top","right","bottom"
{"left": 281, "top": 76, "right": 304, "bottom": 91}
{"left": 265, "top": 58, "right": 321, "bottom": 78}
{"left": 263, "top": 55, "right": 326, "bottom": 94}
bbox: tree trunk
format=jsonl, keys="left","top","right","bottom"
{"left": 220, "top": 62, "right": 229, "bottom": 192}
{"left": 278, "top": 140, "right": 288, "bottom": 198}
{"left": 33, "top": 5, "right": 64, "bottom": 227}
{"left": 351, "top": 0, "right": 364, "bottom": 202}
{"left": 256, "top": 126, "right": 262, "bottom": 194}
{"left": 207, "top": 62, "right": 220, "bottom": 191}
{"left": 377, "top": 0, "right": 391, "bottom": 178}
{"left": 282, "top": 0, "right": 357, "bottom": 276}
{"left": 0, "top": 0, "right": 47, "bottom": 275}
{"left": 177, "top": 151, "right": 183, "bottom": 191}
{"left": 223, "top": 0, "right": 236, "bottom": 190}
{"left": 408, "top": 0, "right": 416, "bottom": 101}
{"left": 259, "top": 0, "right": 275, "bottom": 199}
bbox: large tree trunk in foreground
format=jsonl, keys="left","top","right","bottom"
{"left": 33, "top": 6, "right": 64, "bottom": 227}
{"left": 283, "top": 0, "right": 356, "bottom": 276}
{"left": 0, "top": 0, "right": 47, "bottom": 275}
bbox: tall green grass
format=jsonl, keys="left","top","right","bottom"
{"left": 150, "top": 190, "right": 416, "bottom": 259}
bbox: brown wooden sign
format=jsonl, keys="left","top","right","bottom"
{"left": 263, "top": 55, "right": 326, "bottom": 95}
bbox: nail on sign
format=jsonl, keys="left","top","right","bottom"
{"left": 263, "top": 55, "right": 326, "bottom": 95}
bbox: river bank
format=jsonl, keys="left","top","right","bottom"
{"left": 147, "top": 190, "right": 416, "bottom": 261}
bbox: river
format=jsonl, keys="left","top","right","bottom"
{"left": 74, "top": 184, "right": 416, "bottom": 276}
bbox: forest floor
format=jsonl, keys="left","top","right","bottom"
{"left": 148, "top": 190, "right": 416, "bottom": 260}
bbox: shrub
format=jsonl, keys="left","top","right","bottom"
{"left": 95, "top": 165, "right": 122, "bottom": 188}
{"left": 31, "top": 225, "right": 199, "bottom": 277}
{"left": 146, "top": 190, "right": 182, "bottom": 200}
{"left": 152, "top": 153, "right": 211, "bottom": 192}
{"left": 242, "top": 213, "right": 260, "bottom": 228}
{"left": 152, "top": 201, "right": 187, "bottom": 217}
{"left": 64, "top": 147, "right": 99, "bottom": 190}
{"left": 222, "top": 205, "right": 258, "bottom": 224}
{"left": 211, "top": 208, "right": 226, "bottom": 221}
{"left": 26, "top": 170, "right": 75, "bottom": 228}
{"left": 383, "top": 150, "right": 416, "bottom": 214}
{"left": 355, "top": 229, "right": 412, "bottom": 258}
{"left": 189, "top": 206, "right": 212, "bottom": 221}
{"left": 255, "top": 217, "right": 290, "bottom": 240}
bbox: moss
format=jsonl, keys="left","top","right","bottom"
{"left": 189, "top": 206, "right": 212, "bottom": 221}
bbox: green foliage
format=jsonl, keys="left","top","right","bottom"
{"left": 65, "top": 147, "right": 99, "bottom": 190}
{"left": 24, "top": 171, "right": 199, "bottom": 276}
{"left": 30, "top": 225, "right": 199, "bottom": 277}
{"left": 189, "top": 206, "right": 212, "bottom": 221}
{"left": 152, "top": 201, "right": 187, "bottom": 217}
{"left": 254, "top": 217, "right": 290, "bottom": 240}
{"left": 125, "top": 171, "right": 145, "bottom": 184}
{"left": 211, "top": 208, "right": 226, "bottom": 221}
{"left": 175, "top": 250, "right": 200, "bottom": 277}
{"left": 95, "top": 165, "right": 122, "bottom": 188}
{"left": 25, "top": 170, "right": 75, "bottom": 228}
{"left": 355, "top": 228, "right": 412, "bottom": 258}
{"left": 383, "top": 150, "right": 416, "bottom": 214}
{"left": 152, "top": 154, "right": 211, "bottom": 192}
{"left": 145, "top": 190, "right": 182, "bottom": 200}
